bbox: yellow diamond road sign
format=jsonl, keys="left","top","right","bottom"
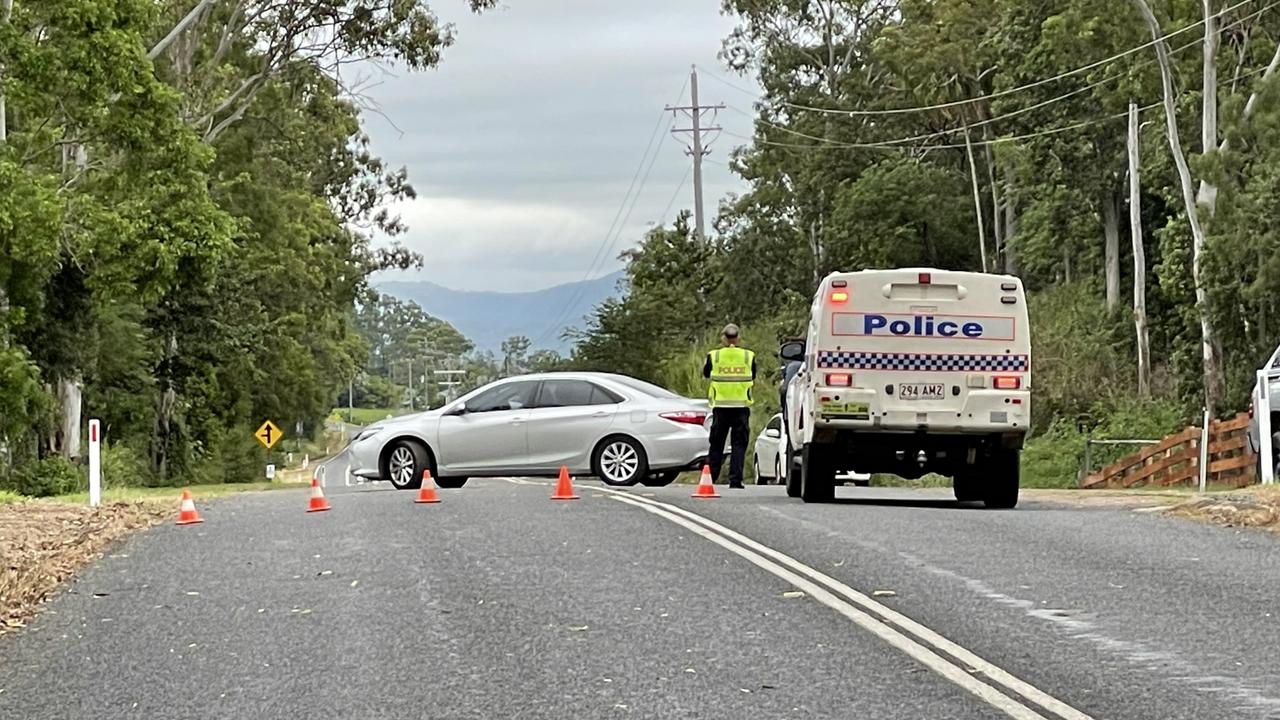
{"left": 255, "top": 420, "right": 283, "bottom": 450}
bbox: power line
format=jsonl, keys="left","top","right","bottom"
{"left": 659, "top": 166, "right": 693, "bottom": 224}
{"left": 699, "top": 0, "right": 1263, "bottom": 117}
{"left": 530, "top": 80, "right": 689, "bottom": 347}
{"left": 718, "top": 2, "right": 1273, "bottom": 152}
{"left": 720, "top": 101, "right": 1165, "bottom": 153}
{"left": 720, "top": 47, "right": 1275, "bottom": 156}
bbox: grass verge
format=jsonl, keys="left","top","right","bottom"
{"left": 45, "top": 480, "right": 309, "bottom": 506}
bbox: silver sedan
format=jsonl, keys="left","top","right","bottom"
{"left": 346, "top": 372, "right": 711, "bottom": 489}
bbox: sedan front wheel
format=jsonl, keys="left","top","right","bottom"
{"left": 385, "top": 440, "right": 428, "bottom": 490}
{"left": 593, "top": 436, "right": 648, "bottom": 487}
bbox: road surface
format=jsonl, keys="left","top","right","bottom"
{"left": 2, "top": 480, "right": 1278, "bottom": 719}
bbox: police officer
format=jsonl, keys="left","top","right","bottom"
{"left": 703, "top": 323, "right": 756, "bottom": 489}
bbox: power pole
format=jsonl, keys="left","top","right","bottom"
{"left": 406, "top": 358, "right": 414, "bottom": 411}
{"left": 667, "top": 65, "right": 723, "bottom": 244}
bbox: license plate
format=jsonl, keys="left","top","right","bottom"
{"left": 899, "top": 383, "right": 944, "bottom": 400}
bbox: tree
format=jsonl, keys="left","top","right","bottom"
{"left": 501, "top": 335, "right": 531, "bottom": 376}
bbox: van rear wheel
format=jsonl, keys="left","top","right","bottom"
{"left": 982, "top": 450, "right": 1020, "bottom": 509}
{"left": 800, "top": 445, "right": 835, "bottom": 503}
{"left": 952, "top": 473, "right": 982, "bottom": 503}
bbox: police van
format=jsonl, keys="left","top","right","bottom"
{"left": 780, "top": 268, "right": 1030, "bottom": 507}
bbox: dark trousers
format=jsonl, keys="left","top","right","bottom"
{"left": 708, "top": 407, "right": 750, "bottom": 487}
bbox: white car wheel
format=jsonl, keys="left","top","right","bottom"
{"left": 386, "top": 441, "right": 426, "bottom": 490}
{"left": 594, "top": 437, "right": 647, "bottom": 486}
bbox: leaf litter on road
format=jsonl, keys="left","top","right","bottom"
{"left": 0, "top": 501, "right": 170, "bottom": 634}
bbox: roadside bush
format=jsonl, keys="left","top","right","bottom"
{"left": 1021, "top": 397, "right": 1185, "bottom": 488}
{"left": 101, "top": 443, "right": 153, "bottom": 488}
{"left": 1, "top": 456, "right": 84, "bottom": 497}
{"left": 190, "top": 426, "right": 264, "bottom": 485}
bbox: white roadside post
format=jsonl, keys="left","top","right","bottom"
{"left": 266, "top": 463, "right": 276, "bottom": 482}
{"left": 1198, "top": 409, "right": 1210, "bottom": 493}
{"left": 88, "top": 419, "right": 102, "bottom": 507}
{"left": 1259, "top": 370, "right": 1274, "bottom": 485}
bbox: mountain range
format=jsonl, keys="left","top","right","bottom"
{"left": 377, "top": 270, "right": 626, "bottom": 354}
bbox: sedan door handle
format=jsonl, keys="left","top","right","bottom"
{"left": 509, "top": 418, "right": 525, "bottom": 425}
{"left": 591, "top": 411, "right": 610, "bottom": 418}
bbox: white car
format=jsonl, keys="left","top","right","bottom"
{"left": 754, "top": 413, "right": 871, "bottom": 486}
{"left": 752, "top": 414, "right": 786, "bottom": 484}
{"left": 346, "top": 372, "right": 711, "bottom": 489}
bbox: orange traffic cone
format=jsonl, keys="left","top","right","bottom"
{"left": 551, "top": 466, "right": 579, "bottom": 500}
{"left": 175, "top": 489, "right": 204, "bottom": 525}
{"left": 306, "top": 477, "right": 331, "bottom": 513}
{"left": 415, "top": 469, "right": 442, "bottom": 504}
{"left": 691, "top": 465, "right": 720, "bottom": 499}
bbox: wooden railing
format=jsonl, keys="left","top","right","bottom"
{"left": 1080, "top": 413, "right": 1257, "bottom": 489}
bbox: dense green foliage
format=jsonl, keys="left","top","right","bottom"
{"left": 0, "top": 0, "right": 492, "bottom": 492}
{"left": 570, "top": 1, "right": 1280, "bottom": 486}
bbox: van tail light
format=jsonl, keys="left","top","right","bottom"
{"left": 660, "top": 411, "right": 708, "bottom": 426}
{"left": 830, "top": 291, "right": 848, "bottom": 303}
{"left": 1249, "top": 399, "right": 1255, "bottom": 419}
{"left": 825, "top": 373, "right": 852, "bottom": 387}
{"left": 993, "top": 375, "right": 1021, "bottom": 390}
{"left": 918, "top": 272, "right": 932, "bottom": 284}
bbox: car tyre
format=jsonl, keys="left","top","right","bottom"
{"left": 641, "top": 471, "right": 678, "bottom": 487}
{"left": 982, "top": 450, "right": 1020, "bottom": 509}
{"left": 435, "top": 477, "right": 468, "bottom": 489}
{"left": 593, "top": 436, "right": 648, "bottom": 487}
{"left": 385, "top": 439, "right": 429, "bottom": 490}
{"left": 800, "top": 444, "right": 835, "bottom": 503}
{"left": 785, "top": 443, "right": 802, "bottom": 498}
{"left": 952, "top": 472, "right": 982, "bottom": 502}
{"left": 774, "top": 456, "right": 783, "bottom": 486}
{"left": 754, "top": 457, "right": 769, "bottom": 485}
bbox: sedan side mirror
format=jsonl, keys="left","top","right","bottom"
{"left": 764, "top": 428, "right": 781, "bottom": 439}
{"left": 780, "top": 340, "right": 805, "bottom": 363}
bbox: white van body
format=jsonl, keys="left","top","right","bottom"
{"left": 783, "top": 268, "right": 1031, "bottom": 507}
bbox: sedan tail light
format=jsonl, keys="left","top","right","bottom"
{"left": 660, "top": 411, "right": 708, "bottom": 426}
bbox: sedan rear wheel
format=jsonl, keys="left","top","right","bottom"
{"left": 594, "top": 436, "right": 648, "bottom": 487}
{"left": 386, "top": 440, "right": 428, "bottom": 490}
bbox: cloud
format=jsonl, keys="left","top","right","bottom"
{"left": 359, "top": 0, "right": 759, "bottom": 292}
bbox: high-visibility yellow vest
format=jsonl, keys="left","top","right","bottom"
{"left": 708, "top": 346, "right": 755, "bottom": 408}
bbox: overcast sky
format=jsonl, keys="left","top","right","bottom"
{"left": 360, "top": 0, "right": 759, "bottom": 292}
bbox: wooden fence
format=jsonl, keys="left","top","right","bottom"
{"left": 1080, "top": 412, "right": 1257, "bottom": 489}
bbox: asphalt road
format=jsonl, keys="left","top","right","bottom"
{"left": 3, "top": 479, "right": 1279, "bottom": 719}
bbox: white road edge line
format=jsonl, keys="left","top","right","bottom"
{"left": 600, "top": 488, "right": 1094, "bottom": 720}
{"left": 607, "top": 494, "right": 1048, "bottom": 720}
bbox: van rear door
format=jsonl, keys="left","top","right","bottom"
{"left": 814, "top": 269, "right": 1030, "bottom": 432}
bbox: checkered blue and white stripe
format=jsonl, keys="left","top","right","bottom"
{"left": 817, "top": 351, "right": 1029, "bottom": 373}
